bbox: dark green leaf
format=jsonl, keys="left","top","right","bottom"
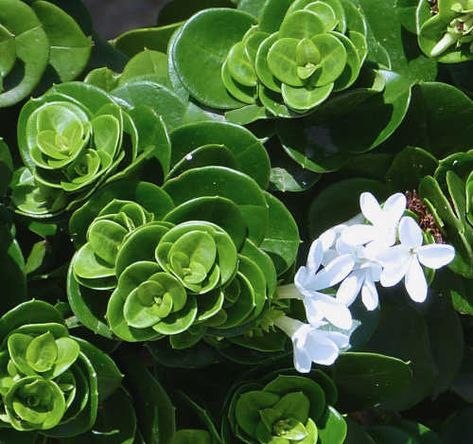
{"left": 172, "top": 8, "right": 256, "bottom": 109}
{"left": 332, "top": 352, "right": 412, "bottom": 411}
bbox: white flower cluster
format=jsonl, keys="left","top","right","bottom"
{"left": 276, "top": 192, "right": 455, "bottom": 373}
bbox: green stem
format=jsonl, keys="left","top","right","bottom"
{"left": 275, "top": 284, "right": 302, "bottom": 300}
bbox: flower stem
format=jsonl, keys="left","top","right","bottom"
{"left": 274, "top": 315, "right": 303, "bottom": 337}
{"left": 276, "top": 284, "right": 302, "bottom": 300}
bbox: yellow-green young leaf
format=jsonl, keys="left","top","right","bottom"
{"left": 255, "top": 34, "right": 282, "bottom": 93}
{"left": 25, "top": 332, "right": 58, "bottom": 373}
{"left": 152, "top": 298, "right": 198, "bottom": 335}
{"left": 52, "top": 337, "right": 80, "bottom": 377}
{"left": 306, "top": 1, "right": 338, "bottom": 31}
{"left": 5, "top": 377, "right": 66, "bottom": 431}
{"left": 267, "top": 38, "right": 304, "bottom": 87}
{"left": 282, "top": 82, "right": 333, "bottom": 112}
{"left": 227, "top": 41, "right": 258, "bottom": 87}
{"left": 279, "top": 10, "right": 325, "bottom": 39}
{"left": 119, "top": 49, "right": 171, "bottom": 87}
{"left": 222, "top": 60, "right": 258, "bottom": 104}
{"left": 309, "top": 33, "right": 347, "bottom": 86}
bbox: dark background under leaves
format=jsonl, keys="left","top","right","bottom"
{"left": 83, "top": 0, "right": 170, "bottom": 39}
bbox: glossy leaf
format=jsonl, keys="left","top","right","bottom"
{"left": 31, "top": 1, "right": 92, "bottom": 82}
{"left": 332, "top": 352, "right": 412, "bottom": 411}
{"left": 113, "top": 23, "right": 183, "bottom": 57}
{"left": 260, "top": 192, "right": 300, "bottom": 275}
{"left": 163, "top": 166, "right": 269, "bottom": 244}
{"left": 169, "top": 121, "right": 270, "bottom": 189}
{"left": 119, "top": 353, "right": 176, "bottom": 444}
{"left": 172, "top": 8, "right": 256, "bottom": 108}
{"left": 0, "top": 0, "right": 49, "bottom": 107}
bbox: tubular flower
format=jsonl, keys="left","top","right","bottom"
{"left": 275, "top": 315, "right": 351, "bottom": 372}
{"left": 278, "top": 239, "right": 354, "bottom": 330}
{"left": 302, "top": 192, "right": 455, "bottom": 312}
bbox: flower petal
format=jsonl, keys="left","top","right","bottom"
{"left": 307, "top": 293, "right": 353, "bottom": 330}
{"left": 360, "top": 192, "right": 383, "bottom": 225}
{"left": 335, "top": 237, "right": 357, "bottom": 256}
{"left": 361, "top": 278, "right": 379, "bottom": 311}
{"left": 377, "top": 244, "right": 410, "bottom": 269}
{"left": 380, "top": 255, "right": 411, "bottom": 287}
{"left": 319, "top": 226, "right": 343, "bottom": 251}
{"left": 340, "top": 224, "right": 377, "bottom": 246}
{"left": 307, "top": 239, "right": 324, "bottom": 271}
{"left": 323, "top": 331, "right": 350, "bottom": 349}
{"left": 322, "top": 248, "right": 339, "bottom": 267}
{"left": 306, "top": 331, "right": 341, "bottom": 366}
{"left": 310, "top": 254, "right": 355, "bottom": 291}
{"left": 294, "top": 266, "right": 311, "bottom": 294}
{"left": 418, "top": 244, "right": 455, "bottom": 269}
{"left": 399, "top": 216, "right": 423, "bottom": 248}
{"left": 405, "top": 257, "right": 427, "bottom": 303}
{"left": 383, "top": 193, "right": 406, "bottom": 225}
{"left": 302, "top": 296, "right": 325, "bottom": 325}
{"left": 292, "top": 345, "right": 312, "bottom": 373}
{"left": 336, "top": 271, "right": 363, "bottom": 306}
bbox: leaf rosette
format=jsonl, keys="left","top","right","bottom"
{"left": 73, "top": 199, "right": 156, "bottom": 290}
{"left": 225, "top": 0, "right": 368, "bottom": 113}
{"left": 68, "top": 170, "right": 298, "bottom": 349}
{"left": 418, "top": 0, "right": 473, "bottom": 62}
{"left": 106, "top": 220, "right": 242, "bottom": 341}
{"left": 0, "top": 0, "right": 92, "bottom": 107}
{"left": 225, "top": 372, "right": 346, "bottom": 444}
{"left": 172, "top": 1, "right": 368, "bottom": 117}
{"left": 67, "top": 123, "right": 298, "bottom": 348}
{"left": 12, "top": 82, "right": 141, "bottom": 218}
{"left": 0, "top": 300, "right": 122, "bottom": 436}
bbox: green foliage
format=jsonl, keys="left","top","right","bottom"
{"left": 11, "top": 81, "right": 171, "bottom": 218}
{"left": 67, "top": 167, "right": 298, "bottom": 347}
{"left": 65, "top": 120, "right": 299, "bottom": 348}
{"left": 0, "top": 301, "right": 122, "bottom": 436}
{"left": 224, "top": 372, "right": 346, "bottom": 444}
{"left": 0, "top": 0, "right": 92, "bottom": 108}
{"left": 420, "top": 152, "right": 473, "bottom": 278}
{"left": 418, "top": 0, "right": 473, "bottom": 62}
{"left": 0, "top": 0, "right": 472, "bottom": 442}
{"left": 171, "top": 1, "right": 369, "bottom": 117}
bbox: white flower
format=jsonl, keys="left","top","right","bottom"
{"left": 336, "top": 263, "right": 382, "bottom": 311}
{"left": 341, "top": 192, "right": 406, "bottom": 248}
{"left": 293, "top": 239, "right": 354, "bottom": 329}
{"left": 335, "top": 239, "right": 382, "bottom": 311}
{"left": 378, "top": 216, "right": 455, "bottom": 302}
{"left": 275, "top": 316, "right": 351, "bottom": 372}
